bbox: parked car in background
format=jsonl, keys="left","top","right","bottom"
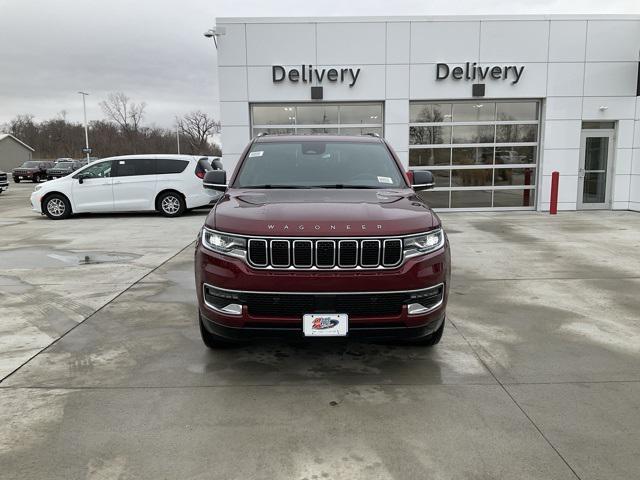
{"left": 207, "top": 156, "right": 223, "bottom": 171}
{"left": 54, "top": 157, "right": 74, "bottom": 164}
{"left": 31, "top": 154, "right": 219, "bottom": 219}
{"left": 195, "top": 134, "right": 450, "bottom": 348}
{"left": 46, "top": 160, "right": 83, "bottom": 180}
{"left": 0, "top": 171, "right": 8, "bottom": 193}
{"left": 12, "top": 161, "right": 54, "bottom": 183}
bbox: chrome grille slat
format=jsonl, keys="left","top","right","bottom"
{"left": 292, "top": 240, "right": 313, "bottom": 268}
{"left": 382, "top": 239, "right": 403, "bottom": 267}
{"left": 270, "top": 240, "right": 290, "bottom": 267}
{"left": 338, "top": 240, "right": 358, "bottom": 268}
{"left": 247, "top": 237, "right": 406, "bottom": 270}
{"left": 360, "top": 240, "right": 381, "bottom": 267}
{"left": 247, "top": 239, "right": 268, "bottom": 267}
{"left": 315, "top": 240, "right": 336, "bottom": 268}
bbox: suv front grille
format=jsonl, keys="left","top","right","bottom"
{"left": 247, "top": 237, "right": 403, "bottom": 269}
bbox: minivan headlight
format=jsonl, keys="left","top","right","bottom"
{"left": 201, "top": 229, "right": 246, "bottom": 258}
{"left": 403, "top": 229, "right": 445, "bottom": 257}
{"left": 34, "top": 184, "right": 43, "bottom": 192}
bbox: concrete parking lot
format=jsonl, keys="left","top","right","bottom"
{"left": 1, "top": 180, "right": 640, "bottom": 480}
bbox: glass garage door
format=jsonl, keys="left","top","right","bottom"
{"left": 251, "top": 103, "right": 383, "bottom": 137}
{"left": 409, "top": 100, "right": 539, "bottom": 209}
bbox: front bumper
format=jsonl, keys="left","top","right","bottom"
{"left": 30, "top": 192, "right": 42, "bottom": 213}
{"left": 13, "top": 172, "right": 37, "bottom": 180}
{"left": 195, "top": 238, "right": 450, "bottom": 338}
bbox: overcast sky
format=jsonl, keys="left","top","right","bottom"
{"left": 0, "top": 0, "right": 638, "bottom": 131}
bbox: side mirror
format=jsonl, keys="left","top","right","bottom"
{"left": 203, "top": 170, "right": 227, "bottom": 191}
{"left": 410, "top": 170, "right": 435, "bottom": 191}
{"left": 76, "top": 173, "right": 88, "bottom": 184}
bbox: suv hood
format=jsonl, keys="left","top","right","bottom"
{"left": 207, "top": 189, "right": 438, "bottom": 236}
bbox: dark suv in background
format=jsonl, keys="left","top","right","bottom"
{"left": 195, "top": 134, "right": 450, "bottom": 348}
{"left": 46, "top": 160, "right": 83, "bottom": 180}
{"left": 12, "top": 161, "right": 54, "bottom": 183}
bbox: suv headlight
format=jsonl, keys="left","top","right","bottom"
{"left": 403, "top": 229, "right": 445, "bottom": 258}
{"left": 201, "top": 229, "right": 246, "bottom": 258}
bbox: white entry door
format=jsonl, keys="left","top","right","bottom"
{"left": 577, "top": 130, "right": 614, "bottom": 210}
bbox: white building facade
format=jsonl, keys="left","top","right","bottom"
{"left": 215, "top": 15, "right": 640, "bottom": 211}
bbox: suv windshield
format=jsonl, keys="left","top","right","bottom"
{"left": 56, "top": 162, "right": 73, "bottom": 168}
{"left": 21, "top": 161, "right": 39, "bottom": 168}
{"left": 234, "top": 140, "right": 406, "bottom": 189}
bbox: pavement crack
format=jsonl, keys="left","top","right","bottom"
{"left": 447, "top": 316, "right": 585, "bottom": 480}
{"left": 0, "top": 241, "right": 196, "bottom": 385}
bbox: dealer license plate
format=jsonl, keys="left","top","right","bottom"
{"left": 303, "top": 313, "right": 348, "bottom": 337}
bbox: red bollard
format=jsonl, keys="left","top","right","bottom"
{"left": 550, "top": 171, "right": 559, "bottom": 215}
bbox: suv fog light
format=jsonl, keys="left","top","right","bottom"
{"left": 408, "top": 302, "right": 431, "bottom": 315}
{"left": 220, "top": 303, "right": 242, "bottom": 315}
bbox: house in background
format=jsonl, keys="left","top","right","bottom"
{"left": 0, "top": 134, "right": 35, "bottom": 171}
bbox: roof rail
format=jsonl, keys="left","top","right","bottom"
{"left": 363, "top": 132, "right": 380, "bottom": 138}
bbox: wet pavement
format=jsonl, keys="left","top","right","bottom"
{"left": 1, "top": 181, "right": 640, "bottom": 479}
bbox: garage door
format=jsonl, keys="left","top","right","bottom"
{"left": 409, "top": 100, "right": 539, "bottom": 210}
{"left": 251, "top": 103, "right": 383, "bottom": 137}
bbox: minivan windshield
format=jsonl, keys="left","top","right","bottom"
{"left": 234, "top": 141, "right": 406, "bottom": 189}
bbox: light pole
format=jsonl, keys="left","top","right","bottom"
{"left": 176, "top": 117, "right": 181, "bottom": 154}
{"left": 78, "top": 91, "right": 91, "bottom": 163}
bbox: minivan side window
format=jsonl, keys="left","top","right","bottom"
{"left": 79, "top": 161, "right": 112, "bottom": 179}
{"left": 157, "top": 159, "right": 189, "bottom": 174}
{"left": 113, "top": 159, "right": 156, "bottom": 177}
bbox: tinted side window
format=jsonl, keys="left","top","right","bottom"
{"left": 113, "top": 159, "right": 156, "bottom": 177}
{"left": 157, "top": 159, "right": 189, "bottom": 174}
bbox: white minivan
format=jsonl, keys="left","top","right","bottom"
{"left": 31, "top": 155, "right": 220, "bottom": 219}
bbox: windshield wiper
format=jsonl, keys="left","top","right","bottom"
{"left": 312, "top": 184, "right": 379, "bottom": 189}
{"left": 241, "top": 185, "right": 311, "bottom": 189}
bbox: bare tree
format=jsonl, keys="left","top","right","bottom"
{"left": 178, "top": 110, "right": 221, "bottom": 154}
{"left": 100, "top": 92, "right": 146, "bottom": 151}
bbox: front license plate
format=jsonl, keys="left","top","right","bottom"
{"left": 303, "top": 313, "right": 348, "bottom": 337}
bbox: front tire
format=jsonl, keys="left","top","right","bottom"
{"left": 32, "top": 174, "right": 40, "bottom": 183}
{"left": 13, "top": 177, "right": 20, "bottom": 183}
{"left": 157, "top": 191, "right": 186, "bottom": 217}
{"left": 43, "top": 193, "right": 72, "bottom": 220}
{"left": 199, "top": 314, "right": 242, "bottom": 349}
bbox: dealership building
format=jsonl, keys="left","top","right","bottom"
{"left": 214, "top": 15, "right": 640, "bottom": 211}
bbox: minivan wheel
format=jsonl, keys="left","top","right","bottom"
{"left": 157, "top": 191, "right": 186, "bottom": 217}
{"left": 199, "top": 314, "right": 242, "bottom": 349}
{"left": 43, "top": 194, "right": 71, "bottom": 220}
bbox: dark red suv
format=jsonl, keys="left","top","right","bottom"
{"left": 195, "top": 135, "right": 450, "bottom": 348}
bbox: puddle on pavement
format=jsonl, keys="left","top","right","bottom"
{"left": 0, "top": 247, "right": 140, "bottom": 269}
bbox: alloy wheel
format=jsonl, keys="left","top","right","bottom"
{"left": 161, "top": 195, "right": 180, "bottom": 215}
{"left": 47, "top": 198, "right": 66, "bottom": 217}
